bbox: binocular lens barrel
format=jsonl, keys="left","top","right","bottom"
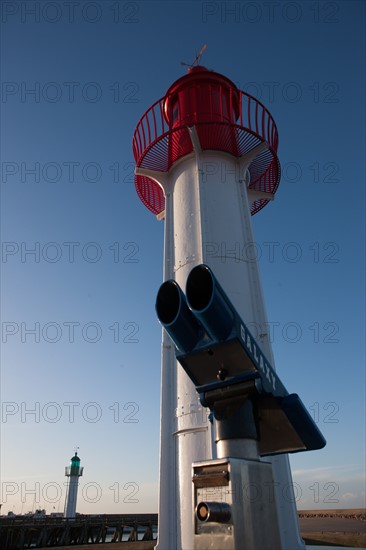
{"left": 155, "top": 280, "right": 202, "bottom": 353}
{"left": 156, "top": 264, "right": 235, "bottom": 352}
{"left": 186, "top": 265, "right": 234, "bottom": 341}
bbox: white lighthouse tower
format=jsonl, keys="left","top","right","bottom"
{"left": 64, "top": 452, "right": 83, "bottom": 518}
{"left": 132, "top": 62, "right": 313, "bottom": 549}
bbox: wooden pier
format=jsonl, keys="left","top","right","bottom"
{"left": 0, "top": 514, "right": 158, "bottom": 549}
{"left": 2, "top": 510, "right": 364, "bottom": 549}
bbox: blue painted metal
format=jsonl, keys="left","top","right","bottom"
{"left": 155, "top": 279, "right": 203, "bottom": 354}
{"left": 186, "top": 264, "right": 235, "bottom": 342}
{"left": 156, "top": 264, "right": 326, "bottom": 456}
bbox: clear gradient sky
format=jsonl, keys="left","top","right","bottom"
{"left": 1, "top": 0, "right": 365, "bottom": 515}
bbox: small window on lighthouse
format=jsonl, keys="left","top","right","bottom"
{"left": 172, "top": 103, "right": 179, "bottom": 124}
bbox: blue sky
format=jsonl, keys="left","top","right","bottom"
{"left": 1, "top": 0, "right": 365, "bottom": 515}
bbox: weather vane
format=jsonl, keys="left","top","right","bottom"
{"left": 181, "top": 44, "right": 207, "bottom": 69}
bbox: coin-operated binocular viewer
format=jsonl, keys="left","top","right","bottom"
{"left": 156, "top": 264, "right": 326, "bottom": 550}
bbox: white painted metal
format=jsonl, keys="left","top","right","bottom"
{"left": 64, "top": 475, "right": 80, "bottom": 518}
{"left": 149, "top": 130, "right": 305, "bottom": 549}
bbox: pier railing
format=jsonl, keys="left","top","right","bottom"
{"left": 0, "top": 514, "right": 158, "bottom": 549}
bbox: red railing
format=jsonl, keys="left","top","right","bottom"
{"left": 132, "top": 88, "right": 279, "bottom": 167}
{"left": 132, "top": 86, "right": 280, "bottom": 216}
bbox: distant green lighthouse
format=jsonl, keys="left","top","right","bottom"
{"left": 64, "top": 452, "right": 83, "bottom": 517}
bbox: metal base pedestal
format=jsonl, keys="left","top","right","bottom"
{"left": 193, "top": 457, "right": 281, "bottom": 550}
